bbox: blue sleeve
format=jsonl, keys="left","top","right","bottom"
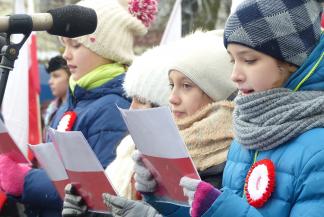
{"left": 289, "top": 149, "right": 324, "bottom": 216}
{"left": 21, "top": 168, "right": 63, "bottom": 209}
{"left": 86, "top": 98, "right": 130, "bottom": 168}
{"left": 203, "top": 149, "right": 324, "bottom": 217}
{"left": 144, "top": 194, "right": 190, "bottom": 217}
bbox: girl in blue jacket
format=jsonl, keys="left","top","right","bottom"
{"left": 178, "top": 0, "right": 324, "bottom": 217}
{"left": 0, "top": 0, "right": 155, "bottom": 216}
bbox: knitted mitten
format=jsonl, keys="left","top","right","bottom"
{"left": 132, "top": 151, "right": 157, "bottom": 193}
{"left": 191, "top": 181, "right": 221, "bottom": 217}
{"left": 180, "top": 177, "right": 221, "bottom": 217}
{"left": 0, "top": 155, "right": 31, "bottom": 196}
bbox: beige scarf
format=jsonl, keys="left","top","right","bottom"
{"left": 176, "top": 101, "right": 234, "bottom": 171}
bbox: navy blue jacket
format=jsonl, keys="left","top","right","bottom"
{"left": 21, "top": 74, "right": 130, "bottom": 217}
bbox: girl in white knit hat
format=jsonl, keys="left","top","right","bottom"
{"left": 100, "top": 30, "right": 237, "bottom": 217}
{"left": 0, "top": 0, "right": 158, "bottom": 217}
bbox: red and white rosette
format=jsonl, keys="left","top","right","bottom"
{"left": 245, "top": 159, "right": 275, "bottom": 208}
{"left": 57, "top": 111, "right": 77, "bottom": 132}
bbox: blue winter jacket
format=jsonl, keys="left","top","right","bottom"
{"left": 200, "top": 35, "right": 324, "bottom": 217}
{"left": 21, "top": 74, "right": 131, "bottom": 217}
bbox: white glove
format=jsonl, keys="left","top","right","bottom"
{"left": 132, "top": 150, "right": 157, "bottom": 193}
{"left": 62, "top": 184, "right": 87, "bottom": 217}
{"left": 179, "top": 176, "right": 200, "bottom": 207}
{"left": 102, "top": 193, "right": 162, "bottom": 217}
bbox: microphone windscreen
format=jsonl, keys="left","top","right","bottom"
{"left": 47, "top": 5, "right": 97, "bottom": 38}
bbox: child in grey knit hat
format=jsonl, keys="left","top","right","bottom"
{"left": 178, "top": 1, "right": 324, "bottom": 217}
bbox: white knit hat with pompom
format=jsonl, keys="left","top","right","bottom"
{"left": 74, "top": 0, "right": 158, "bottom": 64}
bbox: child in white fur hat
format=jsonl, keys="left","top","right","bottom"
{"left": 0, "top": 0, "right": 158, "bottom": 217}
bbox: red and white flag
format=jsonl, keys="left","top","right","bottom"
{"left": 2, "top": 0, "right": 41, "bottom": 162}
{"left": 119, "top": 107, "right": 200, "bottom": 205}
{"left": 0, "top": 120, "right": 29, "bottom": 163}
{"left": 49, "top": 129, "right": 117, "bottom": 213}
{"left": 160, "top": 0, "right": 182, "bottom": 45}
{"left": 29, "top": 142, "right": 70, "bottom": 199}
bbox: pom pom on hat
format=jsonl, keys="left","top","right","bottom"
{"left": 128, "top": 0, "right": 159, "bottom": 27}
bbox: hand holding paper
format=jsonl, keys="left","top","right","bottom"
{"left": 133, "top": 151, "right": 157, "bottom": 193}
{"left": 62, "top": 184, "right": 87, "bottom": 217}
{"left": 102, "top": 193, "right": 162, "bottom": 217}
{"left": 180, "top": 177, "right": 221, "bottom": 217}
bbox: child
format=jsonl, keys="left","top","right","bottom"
{"left": 179, "top": 1, "right": 324, "bottom": 217}
{"left": 103, "top": 30, "right": 236, "bottom": 217}
{"left": 0, "top": 0, "right": 156, "bottom": 216}
{"left": 44, "top": 56, "right": 70, "bottom": 129}
{"left": 62, "top": 44, "right": 171, "bottom": 217}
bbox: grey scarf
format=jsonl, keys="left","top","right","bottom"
{"left": 233, "top": 88, "right": 324, "bottom": 150}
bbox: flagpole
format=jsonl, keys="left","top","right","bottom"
{"left": 160, "top": 0, "right": 182, "bottom": 45}
{"left": 27, "top": 0, "right": 34, "bottom": 14}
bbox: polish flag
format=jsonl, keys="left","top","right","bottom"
{"left": 0, "top": 120, "right": 29, "bottom": 163}
{"left": 49, "top": 129, "right": 117, "bottom": 213}
{"left": 29, "top": 142, "right": 70, "bottom": 199}
{"left": 0, "top": 120, "right": 29, "bottom": 209}
{"left": 119, "top": 107, "right": 200, "bottom": 205}
{"left": 160, "top": 0, "right": 182, "bottom": 45}
{"left": 2, "top": 0, "right": 41, "bottom": 163}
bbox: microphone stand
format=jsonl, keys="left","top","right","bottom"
{"left": 0, "top": 31, "right": 31, "bottom": 108}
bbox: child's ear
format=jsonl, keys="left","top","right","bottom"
{"left": 279, "top": 62, "right": 297, "bottom": 75}
{"left": 287, "top": 63, "right": 298, "bottom": 74}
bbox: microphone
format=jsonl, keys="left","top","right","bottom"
{"left": 0, "top": 5, "right": 97, "bottom": 38}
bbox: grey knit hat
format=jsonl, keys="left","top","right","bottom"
{"left": 224, "top": 0, "right": 324, "bottom": 66}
